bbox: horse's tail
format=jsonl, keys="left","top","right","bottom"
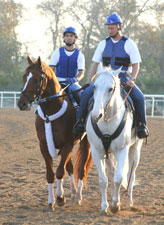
{"left": 73, "top": 135, "right": 92, "bottom": 187}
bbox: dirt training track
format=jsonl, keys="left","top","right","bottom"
{"left": 0, "top": 108, "right": 164, "bottom": 225}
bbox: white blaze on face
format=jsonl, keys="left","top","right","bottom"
{"left": 22, "top": 72, "right": 33, "bottom": 91}
{"left": 92, "top": 88, "right": 104, "bottom": 121}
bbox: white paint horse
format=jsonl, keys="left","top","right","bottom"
{"left": 86, "top": 67, "right": 143, "bottom": 213}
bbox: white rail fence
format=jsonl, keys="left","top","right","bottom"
{"left": 0, "top": 91, "right": 164, "bottom": 118}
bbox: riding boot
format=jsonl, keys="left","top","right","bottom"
{"left": 73, "top": 84, "right": 94, "bottom": 134}
{"left": 73, "top": 119, "right": 85, "bottom": 134}
{"left": 137, "top": 122, "right": 149, "bottom": 139}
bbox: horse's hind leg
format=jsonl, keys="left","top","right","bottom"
{"left": 127, "top": 139, "right": 142, "bottom": 206}
{"left": 40, "top": 141, "right": 55, "bottom": 210}
{"left": 75, "top": 135, "right": 91, "bottom": 205}
{"left": 66, "top": 159, "right": 77, "bottom": 199}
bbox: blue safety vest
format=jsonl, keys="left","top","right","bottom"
{"left": 56, "top": 47, "right": 79, "bottom": 78}
{"left": 102, "top": 36, "right": 130, "bottom": 71}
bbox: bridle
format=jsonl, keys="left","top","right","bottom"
{"left": 102, "top": 75, "right": 132, "bottom": 122}
{"left": 21, "top": 71, "right": 46, "bottom": 104}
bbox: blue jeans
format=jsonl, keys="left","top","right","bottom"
{"left": 119, "top": 73, "right": 146, "bottom": 124}
{"left": 68, "top": 82, "right": 83, "bottom": 99}
{"left": 76, "top": 73, "right": 146, "bottom": 125}
{"left": 76, "top": 84, "right": 94, "bottom": 121}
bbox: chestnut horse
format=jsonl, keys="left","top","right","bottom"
{"left": 18, "top": 56, "right": 91, "bottom": 211}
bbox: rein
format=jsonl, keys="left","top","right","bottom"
{"left": 38, "top": 84, "right": 70, "bottom": 104}
{"left": 38, "top": 84, "right": 88, "bottom": 104}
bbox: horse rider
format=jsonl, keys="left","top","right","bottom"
{"left": 73, "top": 12, "right": 149, "bottom": 139}
{"left": 49, "top": 26, "right": 85, "bottom": 100}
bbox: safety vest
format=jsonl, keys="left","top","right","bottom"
{"left": 56, "top": 47, "right": 79, "bottom": 78}
{"left": 102, "top": 36, "right": 130, "bottom": 71}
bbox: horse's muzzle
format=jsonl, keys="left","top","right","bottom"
{"left": 17, "top": 101, "right": 31, "bottom": 111}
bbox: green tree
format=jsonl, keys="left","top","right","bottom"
{"left": 0, "top": 0, "right": 24, "bottom": 91}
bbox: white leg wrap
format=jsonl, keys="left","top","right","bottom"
{"left": 48, "top": 183, "right": 55, "bottom": 204}
{"left": 56, "top": 179, "right": 64, "bottom": 197}
{"left": 69, "top": 174, "right": 77, "bottom": 197}
{"left": 77, "top": 179, "right": 83, "bottom": 203}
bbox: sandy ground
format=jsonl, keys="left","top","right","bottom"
{"left": 0, "top": 108, "right": 164, "bottom": 225}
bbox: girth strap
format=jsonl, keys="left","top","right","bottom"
{"left": 91, "top": 110, "right": 128, "bottom": 158}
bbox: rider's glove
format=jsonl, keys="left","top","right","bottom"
{"left": 67, "top": 77, "right": 77, "bottom": 84}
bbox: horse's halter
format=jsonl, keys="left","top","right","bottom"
{"left": 21, "top": 71, "right": 46, "bottom": 104}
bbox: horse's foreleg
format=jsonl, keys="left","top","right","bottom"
{"left": 106, "top": 154, "right": 116, "bottom": 198}
{"left": 91, "top": 145, "right": 109, "bottom": 212}
{"left": 66, "top": 159, "right": 77, "bottom": 198}
{"left": 111, "top": 147, "right": 129, "bottom": 213}
{"left": 56, "top": 149, "right": 72, "bottom": 206}
{"left": 127, "top": 140, "right": 142, "bottom": 206}
{"left": 40, "top": 141, "right": 55, "bottom": 210}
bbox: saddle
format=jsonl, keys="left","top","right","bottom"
{"left": 59, "top": 81, "right": 89, "bottom": 113}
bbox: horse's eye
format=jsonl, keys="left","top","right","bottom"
{"left": 109, "top": 88, "right": 113, "bottom": 92}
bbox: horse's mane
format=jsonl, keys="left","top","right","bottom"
{"left": 41, "top": 62, "right": 55, "bottom": 79}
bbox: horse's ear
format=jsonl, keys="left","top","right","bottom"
{"left": 37, "top": 56, "right": 42, "bottom": 68}
{"left": 37, "top": 56, "right": 46, "bottom": 74}
{"left": 27, "top": 56, "right": 33, "bottom": 65}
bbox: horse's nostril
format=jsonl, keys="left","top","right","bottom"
{"left": 18, "top": 102, "right": 27, "bottom": 110}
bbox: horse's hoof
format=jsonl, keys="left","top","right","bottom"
{"left": 48, "top": 203, "right": 55, "bottom": 211}
{"left": 100, "top": 208, "right": 109, "bottom": 215}
{"left": 56, "top": 195, "right": 66, "bottom": 206}
{"left": 78, "top": 200, "right": 82, "bottom": 205}
{"left": 75, "top": 198, "right": 82, "bottom": 205}
{"left": 110, "top": 204, "right": 120, "bottom": 213}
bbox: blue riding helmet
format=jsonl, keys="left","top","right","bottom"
{"left": 63, "top": 26, "right": 78, "bottom": 37}
{"left": 105, "top": 12, "right": 122, "bottom": 25}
